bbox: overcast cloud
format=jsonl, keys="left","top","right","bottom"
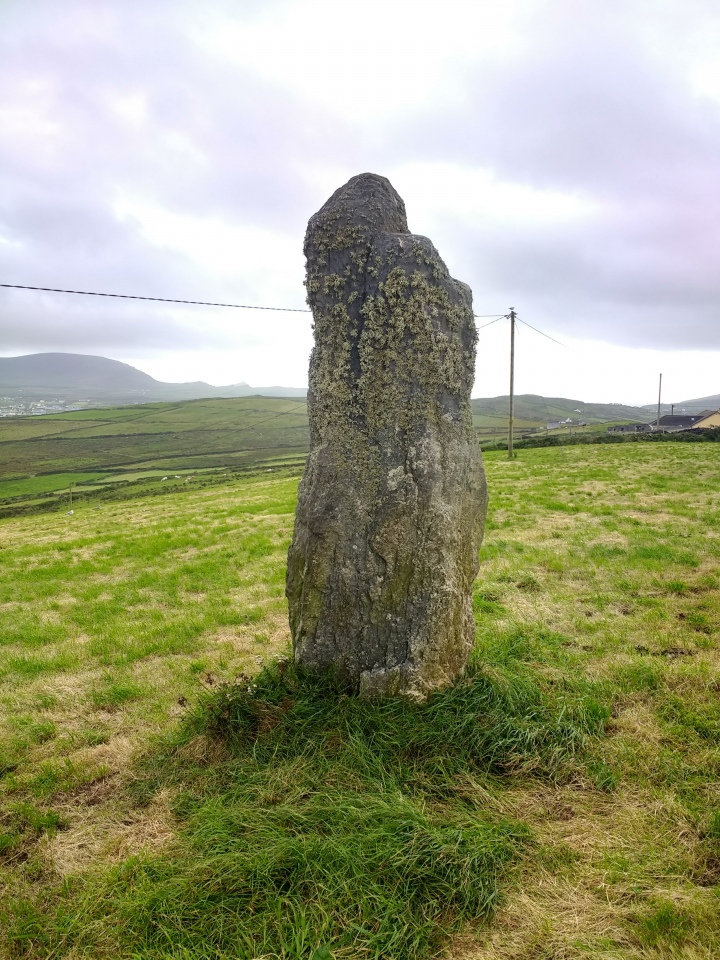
{"left": 1, "top": 0, "right": 719, "bottom": 403}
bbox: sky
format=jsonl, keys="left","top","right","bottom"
{"left": 1, "top": 0, "right": 719, "bottom": 405}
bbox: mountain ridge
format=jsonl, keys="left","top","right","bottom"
{"left": 1, "top": 353, "right": 717, "bottom": 415}
{"left": 0, "top": 353, "right": 306, "bottom": 402}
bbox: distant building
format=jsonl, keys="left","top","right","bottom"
{"left": 607, "top": 423, "right": 652, "bottom": 434}
{"left": 691, "top": 410, "right": 720, "bottom": 429}
{"left": 653, "top": 410, "right": 718, "bottom": 432}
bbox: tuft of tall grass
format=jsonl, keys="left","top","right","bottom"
{"left": 198, "top": 652, "right": 608, "bottom": 783}
{"left": 12, "top": 655, "right": 608, "bottom": 960}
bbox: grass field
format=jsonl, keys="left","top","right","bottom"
{"left": 0, "top": 395, "right": 631, "bottom": 514}
{"left": 0, "top": 397, "right": 310, "bottom": 487}
{"left": 1, "top": 443, "right": 719, "bottom": 958}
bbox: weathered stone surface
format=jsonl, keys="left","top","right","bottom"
{"left": 286, "top": 172, "right": 487, "bottom": 700}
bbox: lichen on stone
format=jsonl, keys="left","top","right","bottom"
{"left": 286, "top": 172, "right": 488, "bottom": 700}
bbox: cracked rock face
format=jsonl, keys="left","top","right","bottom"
{"left": 286, "top": 173, "right": 487, "bottom": 700}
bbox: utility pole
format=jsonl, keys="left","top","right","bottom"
{"left": 656, "top": 373, "right": 662, "bottom": 430}
{"left": 508, "top": 308, "right": 516, "bottom": 460}
{"left": 69, "top": 482, "right": 74, "bottom": 511}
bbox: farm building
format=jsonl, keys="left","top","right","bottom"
{"left": 546, "top": 418, "right": 583, "bottom": 430}
{"left": 654, "top": 410, "right": 719, "bottom": 432}
{"left": 607, "top": 410, "right": 720, "bottom": 435}
{"left": 607, "top": 423, "right": 652, "bottom": 434}
{"left": 691, "top": 409, "right": 720, "bottom": 429}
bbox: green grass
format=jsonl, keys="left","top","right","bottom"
{"left": 0, "top": 442, "right": 719, "bottom": 957}
{"left": 0, "top": 396, "right": 310, "bottom": 486}
{"left": 0, "top": 473, "right": 110, "bottom": 499}
{"left": 10, "top": 655, "right": 596, "bottom": 958}
{"left": 0, "top": 652, "right": 607, "bottom": 958}
{"left": 0, "top": 394, "right": 641, "bottom": 504}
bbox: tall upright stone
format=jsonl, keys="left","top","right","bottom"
{"left": 286, "top": 173, "right": 487, "bottom": 700}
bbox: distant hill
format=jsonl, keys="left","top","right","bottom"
{"left": 0, "top": 353, "right": 306, "bottom": 403}
{"left": 475, "top": 392, "right": 719, "bottom": 427}
{"left": 641, "top": 394, "right": 720, "bottom": 415}
{"left": 2, "top": 353, "right": 715, "bottom": 420}
{"left": 471, "top": 394, "right": 649, "bottom": 424}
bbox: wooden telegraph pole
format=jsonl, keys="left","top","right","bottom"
{"left": 508, "top": 308, "right": 516, "bottom": 460}
{"left": 656, "top": 373, "right": 662, "bottom": 430}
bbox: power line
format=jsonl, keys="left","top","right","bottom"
{"left": 0, "top": 283, "right": 311, "bottom": 313}
{"left": 508, "top": 308, "right": 516, "bottom": 459}
{"left": 516, "top": 316, "right": 568, "bottom": 348}
{"left": 477, "top": 315, "right": 509, "bottom": 329}
{"left": 478, "top": 311, "right": 567, "bottom": 347}
{"left": 1, "top": 283, "right": 507, "bottom": 319}
{"left": 476, "top": 310, "right": 566, "bottom": 458}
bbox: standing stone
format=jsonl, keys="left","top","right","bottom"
{"left": 286, "top": 173, "right": 487, "bottom": 700}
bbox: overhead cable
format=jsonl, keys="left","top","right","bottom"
{"left": 1, "top": 283, "right": 507, "bottom": 320}
{"left": 516, "top": 316, "right": 568, "bottom": 348}
{"left": 477, "top": 315, "right": 509, "bottom": 329}
{"left": 0, "top": 283, "right": 311, "bottom": 313}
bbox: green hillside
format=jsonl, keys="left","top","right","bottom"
{"left": 472, "top": 394, "right": 648, "bottom": 425}
{"left": 470, "top": 394, "right": 650, "bottom": 443}
{"left": 0, "top": 397, "right": 309, "bottom": 483}
{"left": 0, "top": 392, "right": 651, "bottom": 514}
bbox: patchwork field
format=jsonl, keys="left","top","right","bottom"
{"left": 0, "top": 397, "right": 310, "bottom": 485}
{"left": 0, "top": 394, "right": 633, "bottom": 516}
{"left": 1, "top": 443, "right": 719, "bottom": 958}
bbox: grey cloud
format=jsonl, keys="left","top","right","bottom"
{"left": 405, "top": 7, "right": 718, "bottom": 197}
{"left": 0, "top": 2, "right": 348, "bottom": 228}
{"left": 2, "top": 0, "right": 720, "bottom": 361}
{"left": 384, "top": 4, "right": 720, "bottom": 349}
{"left": 455, "top": 224, "right": 719, "bottom": 346}
{"left": 1, "top": 287, "right": 220, "bottom": 353}
{"left": 0, "top": 0, "right": 348, "bottom": 355}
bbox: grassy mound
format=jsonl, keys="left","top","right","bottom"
{"left": 6, "top": 654, "right": 607, "bottom": 960}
